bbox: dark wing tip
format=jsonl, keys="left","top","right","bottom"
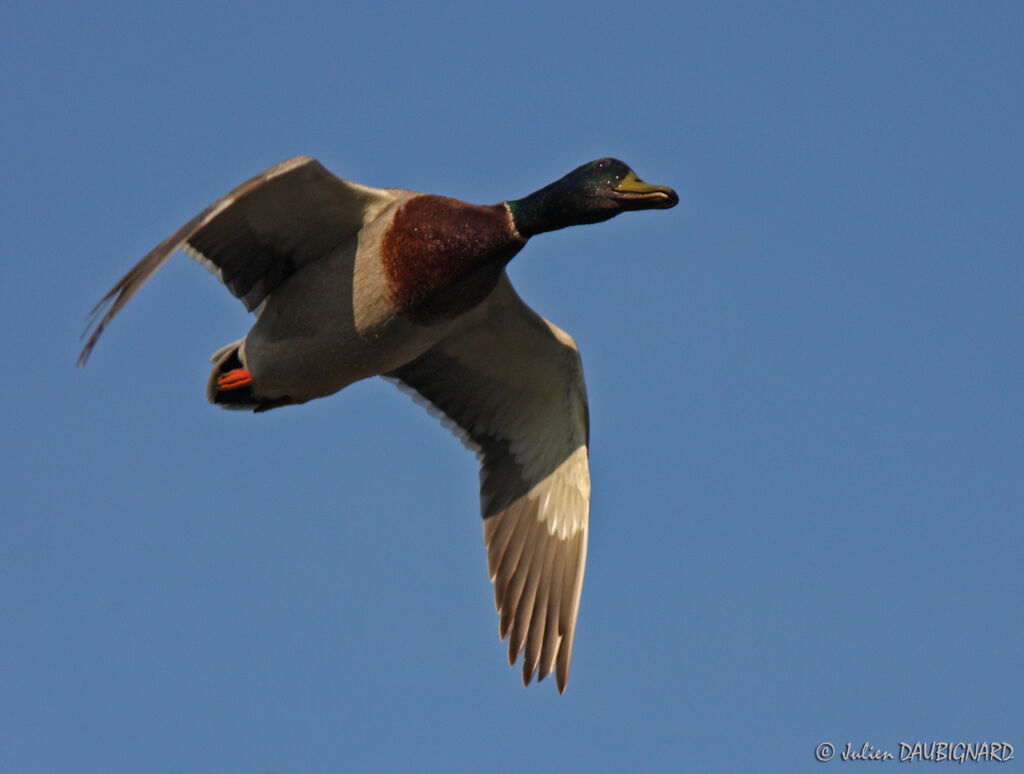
{"left": 522, "top": 658, "right": 535, "bottom": 687}
{"left": 77, "top": 288, "right": 122, "bottom": 366}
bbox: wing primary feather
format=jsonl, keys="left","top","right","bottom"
{"left": 525, "top": 533, "right": 559, "bottom": 684}
{"left": 504, "top": 514, "right": 545, "bottom": 665}
{"left": 511, "top": 518, "right": 550, "bottom": 682}
{"left": 555, "top": 530, "right": 587, "bottom": 692}
{"left": 482, "top": 512, "right": 501, "bottom": 547}
{"left": 497, "top": 504, "right": 540, "bottom": 641}
{"left": 494, "top": 501, "right": 534, "bottom": 625}
{"left": 484, "top": 506, "right": 519, "bottom": 582}
{"left": 77, "top": 226, "right": 193, "bottom": 366}
{"left": 539, "top": 539, "right": 568, "bottom": 680}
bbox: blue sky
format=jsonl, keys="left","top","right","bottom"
{"left": 3, "top": 2, "right": 1022, "bottom": 772}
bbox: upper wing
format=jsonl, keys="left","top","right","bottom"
{"left": 386, "top": 274, "right": 590, "bottom": 692}
{"left": 79, "top": 156, "right": 397, "bottom": 365}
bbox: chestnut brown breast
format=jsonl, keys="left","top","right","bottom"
{"left": 381, "top": 195, "right": 524, "bottom": 323}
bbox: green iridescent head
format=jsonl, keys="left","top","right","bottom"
{"left": 508, "top": 158, "right": 678, "bottom": 238}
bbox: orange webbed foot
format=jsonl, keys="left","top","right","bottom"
{"left": 216, "top": 368, "right": 253, "bottom": 391}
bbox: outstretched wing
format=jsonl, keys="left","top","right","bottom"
{"left": 79, "top": 156, "right": 396, "bottom": 365}
{"left": 387, "top": 274, "right": 590, "bottom": 692}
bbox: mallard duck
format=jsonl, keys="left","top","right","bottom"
{"left": 79, "top": 156, "right": 677, "bottom": 692}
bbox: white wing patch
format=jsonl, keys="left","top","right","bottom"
{"left": 527, "top": 445, "right": 590, "bottom": 540}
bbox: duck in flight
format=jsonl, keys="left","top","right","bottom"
{"left": 79, "top": 156, "right": 678, "bottom": 691}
